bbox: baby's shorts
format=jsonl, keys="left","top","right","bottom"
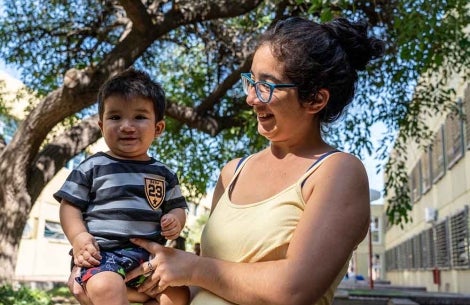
{"left": 76, "top": 247, "right": 149, "bottom": 287}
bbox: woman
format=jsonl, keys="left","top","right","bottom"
{"left": 79, "top": 16, "right": 384, "bottom": 305}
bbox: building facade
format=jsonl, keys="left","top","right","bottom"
{"left": 350, "top": 201, "right": 386, "bottom": 283}
{"left": 14, "top": 169, "right": 72, "bottom": 285}
{"left": 384, "top": 80, "right": 470, "bottom": 293}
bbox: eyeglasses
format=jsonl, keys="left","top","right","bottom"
{"left": 241, "top": 73, "right": 297, "bottom": 104}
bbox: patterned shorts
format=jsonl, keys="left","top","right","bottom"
{"left": 76, "top": 247, "right": 149, "bottom": 287}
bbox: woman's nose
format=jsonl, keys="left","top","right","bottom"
{"left": 245, "top": 86, "right": 260, "bottom": 106}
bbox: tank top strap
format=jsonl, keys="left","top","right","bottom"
{"left": 300, "top": 150, "right": 341, "bottom": 187}
{"left": 228, "top": 155, "right": 255, "bottom": 193}
{"left": 235, "top": 156, "right": 248, "bottom": 172}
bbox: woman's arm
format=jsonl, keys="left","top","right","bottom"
{"left": 128, "top": 153, "right": 370, "bottom": 305}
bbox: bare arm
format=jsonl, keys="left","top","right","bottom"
{"left": 59, "top": 200, "right": 101, "bottom": 267}
{"left": 129, "top": 154, "right": 370, "bottom": 305}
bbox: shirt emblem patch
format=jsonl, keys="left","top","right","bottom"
{"left": 144, "top": 177, "right": 165, "bottom": 210}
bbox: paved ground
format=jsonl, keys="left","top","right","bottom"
{"left": 334, "top": 280, "right": 470, "bottom": 305}
{"left": 51, "top": 280, "right": 470, "bottom": 305}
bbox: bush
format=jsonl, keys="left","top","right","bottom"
{"left": 46, "top": 286, "right": 71, "bottom": 298}
{"left": 0, "top": 284, "right": 51, "bottom": 305}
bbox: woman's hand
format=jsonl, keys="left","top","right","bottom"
{"left": 125, "top": 238, "right": 197, "bottom": 295}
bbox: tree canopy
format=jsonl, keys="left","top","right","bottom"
{"left": 0, "top": 0, "right": 468, "bottom": 283}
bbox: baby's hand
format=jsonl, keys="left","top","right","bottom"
{"left": 72, "top": 232, "right": 101, "bottom": 267}
{"left": 161, "top": 214, "right": 182, "bottom": 240}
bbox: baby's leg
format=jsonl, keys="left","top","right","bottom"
{"left": 68, "top": 266, "right": 94, "bottom": 305}
{"left": 158, "top": 286, "right": 190, "bottom": 305}
{"left": 85, "top": 271, "right": 129, "bottom": 305}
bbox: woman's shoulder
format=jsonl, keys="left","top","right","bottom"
{"left": 321, "top": 152, "right": 368, "bottom": 189}
{"left": 219, "top": 157, "right": 245, "bottom": 183}
{"left": 307, "top": 151, "right": 368, "bottom": 185}
{"left": 220, "top": 154, "right": 257, "bottom": 175}
{"left": 320, "top": 151, "right": 366, "bottom": 169}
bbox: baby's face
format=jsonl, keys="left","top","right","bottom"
{"left": 98, "top": 96, "right": 163, "bottom": 161}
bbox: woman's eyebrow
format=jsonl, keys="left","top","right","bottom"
{"left": 251, "top": 71, "right": 285, "bottom": 83}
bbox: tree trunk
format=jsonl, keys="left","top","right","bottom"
{"left": 0, "top": 151, "right": 32, "bottom": 284}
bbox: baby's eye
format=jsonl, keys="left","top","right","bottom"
{"left": 135, "top": 115, "right": 148, "bottom": 120}
{"left": 109, "top": 115, "right": 120, "bottom": 120}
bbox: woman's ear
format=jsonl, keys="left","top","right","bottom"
{"left": 154, "top": 120, "right": 165, "bottom": 138}
{"left": 305, "top": 89, "right": 330, "bottom": 114}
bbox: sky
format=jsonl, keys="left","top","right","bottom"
{"left": 0, "top": 61, "right": 20, "bottom": 79}
{"left": 362, "top": 123, "right": 387, "bottom": 202}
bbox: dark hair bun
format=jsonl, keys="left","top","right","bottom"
{"left": 322, "top": 18, "right": 384, "bottom": 71}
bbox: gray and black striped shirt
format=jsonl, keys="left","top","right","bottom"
{"left": 54, "top": 152, "right": 188, "bottom": 250}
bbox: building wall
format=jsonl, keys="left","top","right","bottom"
{"left": 14, "top": 169, "right": 72, "bottom": 284}
{"left": 384, "top": 78, "right": 470, "bottom": 293}
{"left": 353, "top": 203, "right": 386, "bottom": 281}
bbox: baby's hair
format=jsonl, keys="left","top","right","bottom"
{"left": 98, "top": 68, "right": 166, "bottom": 122}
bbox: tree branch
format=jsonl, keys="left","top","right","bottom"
{"left": 0, "top": 135, "right": 5, "bottom": 152}
{"left": 196, "top": 55, "right": 253, "bottom": 114}
{"left": 28, "top": 115, "right": 102, "bottom": 201}
{"left": 11, "top": 0, "right": 267, "bottom": 200}
{"left": 119, "top": 0, "right": 154, "bottom": 32}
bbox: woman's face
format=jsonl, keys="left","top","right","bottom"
{"left": 247, "top": 44, "right": 314, "bottom": 142}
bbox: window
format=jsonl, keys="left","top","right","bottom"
{"left": 421, "top": 228, "right": 435, "bottom": 269}
{"left": 371, "top": 216, "right": 381, "bottom": 243}
{"left": 444, "top": 105, "right": 464, "bottom": 169}
{"left": 44, "top": 221, "right": 66, "bottom": 240}
{"left": 372, "top": 254, "right": 382, "bottom": 280}
{"left": 421, "top": 149, "right": 432, "bottom": 194}
{"left": 392, "top": 247, "right": 399, "bottom": 271}
{"left": 450, "top": 208, "right": 469, "bottom": 268}
{"left": 405, "top": 239, "right": 413, "bottom": 269}
{"left": 397, "top": 243, "right": 406, "bottom": 270}
{"left": 431, "top": 127, "right": 446, "bottom": 183}
{"left": 410, "top": 161, "right": 422, "bottom": 202}
{"left": 435, "top": 219, "right": 450, "bottom": 268}
{"left": 412, "top": 234, "right": 422, "bottom": 269}
{"left": 463, "top": 84, "right": 470, "bottom": 148}
{"left": 22, "top": 220, "right": 33, "bottom": 239}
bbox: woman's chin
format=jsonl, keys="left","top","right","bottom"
{"left": 258, "top": 125, "right": 277, "bottom": 139}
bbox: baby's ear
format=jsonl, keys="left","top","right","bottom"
{"left": 154, "top": 120, "right": 165, "bottom": 137}
{"left": 98, "top": 120, "right": 104, "bottom": 134}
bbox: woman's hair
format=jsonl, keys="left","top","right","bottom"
{"left": 257, "top": 17, "right": 384, "bottom": 124}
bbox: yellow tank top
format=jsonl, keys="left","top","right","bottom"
{"left": 191, "top": 152, "right": 348, "bottom": 305}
